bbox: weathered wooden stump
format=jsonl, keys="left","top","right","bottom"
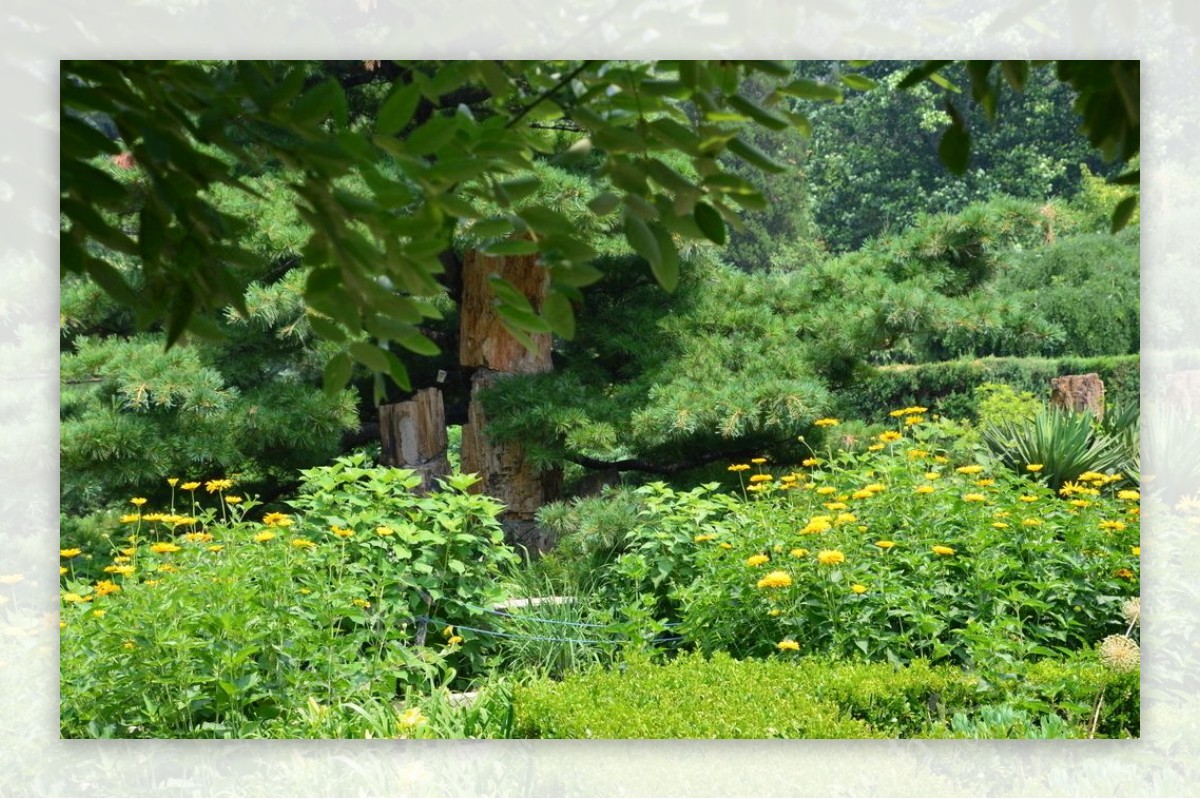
{"left": 1050, "top": 373, "right": 1106, "bottom": 419}
{"left": 379, "top": 388, "right": 450, "bottom": 492}
{"left": 458, "top": 246, "right": 562, "bottom": 547}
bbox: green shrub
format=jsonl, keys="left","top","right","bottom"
{"left": 513, "top": 651, "right": 1138, "bottom": 739}
{"left": 837, "top": 354, "right": 1140, "bottom": 424}
{"left": 60, "top": 454, "right": 520, "bottom": 738}
{"left": 514, "top": 652, "right": 887, "bottom": 738}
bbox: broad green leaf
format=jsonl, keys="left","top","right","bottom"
{"left": 587, "top": 191, "right": 621, "bottom": 216}
{"left": 939, "top": 120, "right": 971, "bottom": 175}
{"left": 780, "top": 79, "right": 842, "bottom": 102}
{"left": 726, "top": 95, "right": 790, "bottom": 131}
{"left": 1111, "top": 195, "right": 1138, "bottom": 233}
{"left": 541, "top": 290, "right": 576, "bottom": 339}
{"left": 623, "top": 210, "right": 662, "bottom": 270}
{"left": 897, "top": 60, "right": 955, "bottom": 90}
{"left": 349, "top": 341, "right": 392, "bottom": 373}
{"left": 727, "top": 137, "right": 787, "bottom": 173}
{"left": 307, "top": 313, "right": 347, "bottom": 343}
{"left": 840, "top": 74, "right": 877, "bottom": 91}
{"left": 292, "top": 79, "right": 348, "bottom": 128}
{"left": 693, "top": 201, "right": 726, "bottom": 245}
{"left": 648, "top": 223, "right": 679, "bottom": 292}
{"left": 376, "top": 82, "right": 421, "bottom": 136}
{"left": 481, "top": 238, "right": 539, "bottom": 256}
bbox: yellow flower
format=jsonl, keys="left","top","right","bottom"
{"left": 254, "top": 531, "right": 277, "bottom": 543}
{"left": 908, "top": 449, "right": 930, "bottom": 459}
{"left": 802, "top": 458, "right": 821, "bottom": 467}
{"left": 330, "top": 525, "right": 355, "bottom": 538}
{"left": 157, "top": 564, "right": 179, "bottom": 573}
{"left": 183, "top": 532, "right": 213, "bottom": 543}
{"left": 814, "top": 418, "right": 839, "bottom": 427}
{"left": 931, "top": 545, "right": 956, "bottom": 556}
{"left": 62, "top": 592, "right": 92, "bottom": 604}
{"left": 850, "top": 584, "right": 867, "bottom": 594}
{"left": 815, "top": 486, "right": 836, "bottom": 495}
{"left": 1131, "top": 546, "right": 1140, "bottom": 556}
{"left": 903, "top": 415, "right": 924, "bottom": 426}
{"left": 443, "top": 625, "right": 455, "bottom": 637}
{"left": 748, "top": 474, "right": 773, "bottom": 484}
{"left": 167, "top": 477, "right": 179, "bottom": 487}
{"left": 448, "top": 635, "right": 464, "bottom": 645}
{"left": 60, "top": 566, "right": 67, "bottom": 575}
{"left": 727, "top": 464, "right": 750, "bottom": 472}
{"left": 836, "top": 513, "right": 857, "bottom": 524}
{"left": 130, "top": 497, "right": 147, "bottom": 507}
{"left": 801, "top": 518, "right": 832, "bottom": 535}
{"left": 180, "top": 481, "right": 201, "bottom": 491}
{"left": 975, "top": 479, "right": 995, "bottom": 487}
{"left": 746, "top": 554, "right": 770, "bottom": 567}
{"left": 694, "top": 534, "right": 715, "bottom": 543}
{"left": 768, "top": 608, "right": 782, "bottom": 617}
{"left": 398, "top": 707, "right": 428, "bottom": 728}
{"left": 376, "top": 526, "right": 394, "bottom": 536}
{"left": 875, "top": 540, "right": 895, "bottom": 549}
{"left": 291, "top": 538, "right": 316, "bottom": 549}
{"left": 352, "top": 598, "right": 371, "bottom": 609}
{"left": 205, "top": 479, "right": 234, "bottom": 493}
{"left": 756, "top": 570, "right": 793, "bottom": 589}
{"left": 225, "top": 495, "right": 243, "bottom": 505}
{"left": 149, "top": 542, "right": 181, "bottom": 554}
{"left": 103, "top": 565, "right": 135, "bottom": 577}
{"left": 719, "top": 542, "right": 733, "bottom": 549}
{"left": 60, "top": 548, "right": 82, "bottom": 558}
{"left": 915, "top": 485, "right": 936, "bottom": 495}
{"left": 1026, "top": 464, "right": 1044, "bottom": 472}
{"left": 1117, "top": 490, "right": 1140, "bottom": 501}
{"left": 262, "top": 512, "right": 294, "bottom": 528}
{"left": 867, "top": 444, "right": 885, "bottom": 451}
{"left": 94, "top": 580, "right": 121, "bottom": 596}
{"left": 933, "top": 455, "right": 949, "bottom": 464}
{"left": 992, "top": 522, "right": 1010, "bottom": 529}
{"left": 956, "top": 465, "right": 984, "bottom": 475}
{"left": 776, "top": 639, "right": 801, "bottom": 652}
{"left": 1069, "top": 499, "right": 1092, "bottom": 508}
{"left": 207, "top": 545, "right": 224, "bottom": 553}
{"left": 1021, "top": 518, "right": 1043, "bottom": 527}
{"left": 122, "top": 640, "right": 136, "bottom": 650}
{"left": 1100, "top": 520, "right": 1127, "bottom": 531}
{"left": 962, "top": 493, "right": 986, "bottom": 503}
{"left": 751, "top": 457, "right": 768, "bottom": 464}
{"left": 817, "top": 550, "right": 845, "bottom": 566}
{"left": 823, "top": 502, "right": 848, "bottom": 511}
{"left": 878, "top": 431, "right": 902, "bottom": 443}
{"left": 790, "top": 548, "right": 809, "bottom": 558}
{"left": 92, "top": 609, "right": 107, "bottom": 618}
{"left": 863, "top": 483, "right": 885, "bottom": 493}
{"left": 1114, "top": 568, "right": 1135, "bottom": 579}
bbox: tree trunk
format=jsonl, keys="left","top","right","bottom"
{"left": 378, "top": 388, "right": 450, "bottom": 492}
{"left": 459, "top": 247, "right": 553, "bottom": 373}
{"left": 1050, "top": 373, "right": 1106, "bottom": 420}
{"left": 458, "top": 246, "right": 561, "bottom": 548}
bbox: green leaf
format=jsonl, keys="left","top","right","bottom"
{"left": 324, "top": 352, "right": 350, "bottom": 395}
{"left": 587, "top": 191, "right": 621, "bottom": 216}
{"left": 693, "top": 201, "right": 726, "bottom": 245}
{"left": 897, "top": 60, "right": 955, "bottom": 90}
{"left": 481, "top": 239, "right": 539, "bottom": 256}
{"left": 394, "top": 328, "right": 441, "bottom": 357}
{"left": 308, "top": 313, "right": 347, "bottom": 343}
{"left": 541, "top": 291, "right": 576, "bottom": 339}
{"left": 1111, "top": 195, "right": 1138, "bottom": 233}
{"left": 840, "top": 74, "right": 877, "bottom": 91}
{"left": 292, "top": 79, "right": 348, "bottom": 128}
{"left": 376, "top": 82, "right": 421, "bottom": 136}
{"left": 939, "top": 120, "right": 971, "bottom": 175}
{"left": 1000, "top": 60, "right": 1030, "bottom": 92}
{"left": 349, "top": 341, "right": 392, "bottom": 373}
{"left": 725, "top": 95, "right": 790, "bottom": 131}
{"left": 727, "top": 136, "right": 787, "bottom": 173}
{"left": 779, "top": 79, "right": 842, "bottom": 102}
{"left": 648, "top": 223, "right": 679, "bottom": 292}
{"left": 623, "top": 211, "right": 661, "bottom": 270}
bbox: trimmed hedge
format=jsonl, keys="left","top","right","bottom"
{"left": 512, "top": 651, "right": 1139, "bottom": 739}
{"left": 837, "top": 354, "right": 1139, "bottom": 423}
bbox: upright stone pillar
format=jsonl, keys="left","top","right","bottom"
{"left": 1050, "top": 373, "right": 1106, "bottom": 420}
{"left": 379, "top": 388, "right": 450, "bottom": 492}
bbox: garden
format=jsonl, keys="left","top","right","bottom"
{"left": 59, "top": 60, "right": 1144, "bottom": 739}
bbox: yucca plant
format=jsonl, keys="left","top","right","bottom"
{"left": 981, "top": 406, "right": 1126, "bottom": 489}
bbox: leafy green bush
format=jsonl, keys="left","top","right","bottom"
{"left": 514, "top": 650, "right": 1138, "bottom": 738}
{"left": 657, "top": 412, "right": 1140, "bottom": 667}
{"left": 836, "top": 354, "right": 1140, "bottom": 424}
{"left": 514, "top": 652, "right": 887, "bottom": 738}
{"left": 60, "top": 455, "right": 519, "bottom": 738}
